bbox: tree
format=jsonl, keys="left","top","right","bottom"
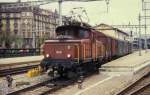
{"left": 36, "top": 34, "right": 49, "bottom": 48}
{"left": 0, "top": 31, "right": 22, "bottom": 48}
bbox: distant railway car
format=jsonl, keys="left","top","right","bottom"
{"left": 40, "top": 22, "right": 132, "bottom": 78}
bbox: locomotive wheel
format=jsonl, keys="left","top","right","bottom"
{"left": 76, "top": 67, "right": 84, "bottom": 77}
{"left": 57, "top": 65, "right": 64, "bottom": 77}
{"left": 59, "top": 69, "right": 75, "bottom": 79}
{"left": 48, "top": 70, "right": 54, "bottom": 77}
{"left": 47, "top": 67, "right": 55, "bottom": 77}
{"left": 40, "top": 58, "right": 50, "bottom": 71}
{"left": 67, "top": 71, "right": 77, "bottom": 79}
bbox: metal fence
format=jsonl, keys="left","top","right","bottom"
{"left": 0, "top": 48, "right": 41, "bottom": 58}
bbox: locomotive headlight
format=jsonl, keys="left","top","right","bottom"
{"left": 46, "top": 54, "right": 49, "bottom": 58}
{"left": 67, "top": 54, "right": 71, "bottom": 58}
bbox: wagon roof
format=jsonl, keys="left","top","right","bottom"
{"left": 94, "top": 23, "right": 130, "bottom": 41}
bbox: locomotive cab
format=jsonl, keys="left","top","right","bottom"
{"left": 56, "top": 25, "right": 90, "bottom": 39}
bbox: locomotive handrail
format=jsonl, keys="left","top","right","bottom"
{"left": 77, "top": 45, "right": 80, "bottom": 63}
{"left": 83, "top": 44, "right": 86, "bottom": 60}
{"left": 95, "top": 41, "right": 98, "bottom": 60}
{"left": 56, "top": 35, "right": 73, "bottom": 39}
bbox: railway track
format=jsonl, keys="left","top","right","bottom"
{"left": 8, "top": 70, "right": 96, "bottom": 95}
{"left": 129, "top": 83, "right": 150, "bottom": 95}
{"left": 7, "top": 75, "right": 78, "bottom": 95}
{"left": 117, "top": 72, "right": 150, "bottom": 95}
{"left": 7, "top": 76, "right": 58, "bottom": 95}
{"left": 18, "top": 77, "right": 76, "bottom": 95}
{"left": 0, "top": 64, "right": 39, "bottom": 77}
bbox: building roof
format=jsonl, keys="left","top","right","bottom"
{"left": 0, "top": 2, "right": 54, "bottom": 15}
{"left": 94, "top": 23, "right": 130, "bottom": 41}
{"left": 95, "top": 23, "right": 129, "bottom": 36}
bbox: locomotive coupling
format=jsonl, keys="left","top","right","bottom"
{"left": 26, "top": 66, "right": 43, "bottom": 78}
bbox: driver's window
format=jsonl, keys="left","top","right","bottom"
{"left": 79, "top": 29, "right": 89, "bottom": 38}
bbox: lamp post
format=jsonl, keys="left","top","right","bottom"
{"left": 32, "top": 32, "right": 36, "bottom": 48}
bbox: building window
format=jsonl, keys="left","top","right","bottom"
{"left": 6, "top": 27, "right": 10, "bottom": 32}
{"left": 2, "top": 13, "right": 6, "bottom": 18}
{"left": 6, "top": 13, "right": 10, "bottom": 18}
{"left": 14, "top": 23, "right": 18, "bottom": 28}
{"left": 27, "top": 28, "right": 30, "bottom": 32}
{"left": 0, "top": 14, "right": 2, "bottom": 19}
{"left": 14, "top": 29, "right": 18, "bottom": 34}
{"left": 15, "top": 13, "right": 20, "bottom": 18}
{"left": 8, "top": 4, "right": 12, "bottom": 7}
{"left": 22, "top": 12, "right": 26, "bottom": 16}
{"left": 6, "top": 19, "right": 10, "bottom": 28}
{"left": 27, "top": 32, "right": 30, "bottom": 37}
{"left": 10, "top": 13, "right": 14, "bottom": 18}
{"left": 14, "top": 19, "right": 18, "bottom": 28}
{"left": 22, "top": 28, "right": 26, "bottom": 32}
{"left": 23, "top": 32, "right": 25, "bottom": 37}
{"left": 13, "top": 13, "right": 17, "bottom": 18}
{"left": 6, "top": 19, "right": 9, "bottom": 23}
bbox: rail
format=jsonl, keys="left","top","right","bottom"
{"left": 0, "top": 64, "right": 39, "bottom": 77}
{"left": 7, "top": 76, "right": 76, "bottom": 95}
{"left": 0, "top": 48, "right": 41, "bottom": 58}
{"left": 129, "top": 83, "right": 150, "bottom": 95}
{"left": 116, "top": 72, "right": 150, "bottom": 95}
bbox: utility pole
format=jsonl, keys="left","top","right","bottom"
{"left": 142, "top": 0, "right": 148, "bottom": 53}
{"left": 139, "top": 13, "right": 142, "bottom": 56}
{"left": 18, "top": 0, "right": 21, "bottom": 3}
{"left": 105, "top": 0, "right": 110, "bottom": 13}
{"left": 144, "top": 8, "right": 148, "bottom": 53}
{"left": 58, "top": 0, "right": 62, "bottom": 26}
{"left": 128, "top": 22, "right": 133, "bottom": 52}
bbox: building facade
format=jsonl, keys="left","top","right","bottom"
{"left": 0, "top": 2, "right": 60, "bottom": 48}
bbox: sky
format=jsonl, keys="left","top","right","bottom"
{"left": 0, "top": 0, "right": 150, "bottom": 34}
{"left": 43, "top": 0, "right": 141, "bottom": 25}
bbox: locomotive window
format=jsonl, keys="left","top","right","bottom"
{"left": 56, "top": 26, "right": 89, "bottom": 38}
{"left": 56, "top": 29, "right": 74, "bottom": 36}
{"left": 78, "top": 29, "right": 89, "bottom": 38}
{"left": 79, "top": 30, "right": 85, "bottom": 37}
{"left": 56, "top": 29, "right": 75, "bottom": 39}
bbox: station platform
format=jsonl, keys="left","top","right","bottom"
{"left": 0, "top": 56, "right": 43, "bottom": 70}
{"left": 100, "top": 50, "right": 150, "bottom": 73}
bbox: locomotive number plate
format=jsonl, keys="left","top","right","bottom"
{"left": 56, "top": 50, "right": 62, "bottom": 54}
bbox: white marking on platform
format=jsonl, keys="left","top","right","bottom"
{"left": 74, "top": 76, "right": 114, "bottom": 95}
{"left": 134, "top": 61, "right": 150, "bottom": 72}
